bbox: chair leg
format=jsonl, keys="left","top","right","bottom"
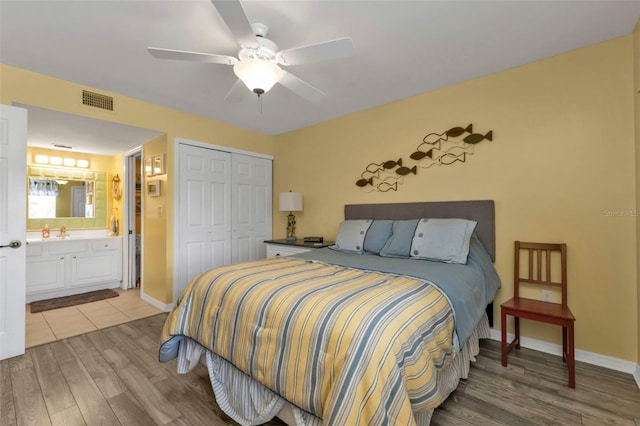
{"left": 567, "top": 322, "right": 575, "bottom": 389}
{"left": 562, "top": 326, "right": 567, "bottom": 362}
{"left": 514, "top": 317, "right": 520, "bottom": 349}
{"left": 501, "top": 310, "right": 507, "bottom": 367}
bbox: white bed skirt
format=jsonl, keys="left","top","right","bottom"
{"left": 174, "top": 314, "right": 491, "bottom": 425}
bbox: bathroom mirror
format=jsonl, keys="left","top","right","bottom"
{"left": 27, "top": 165, "right": 107, "bottom": 230}
{"left": 28, "top": 178, "right": 95, "bottom": 219}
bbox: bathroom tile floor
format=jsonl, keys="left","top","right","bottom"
{"left": 25, "top": 288, "right": 163, "bottom": 348}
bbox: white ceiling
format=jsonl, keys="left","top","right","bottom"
{"left": 2, "top": 0, "right": 640, "bottom": 145}
{"left": 15, "top": 103, "right": 164, "bottom": 156}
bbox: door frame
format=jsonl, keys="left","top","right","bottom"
{"left": 172, "top": 137, "right": 272, "bottom": 305}
{"left": 122, "top": 146, "right": 143, "bottom": 291}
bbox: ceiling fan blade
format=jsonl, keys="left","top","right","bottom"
{"left": 224, "top": 79, "right": 247, "bottom": 102}
{"left": 276, "top": 37, "right": 355, "bottom": 66}
{"left": 148, "top": 47, "right": 237, "bottom": 65}
{"left": 278, "top": 71, "right": 325, "bottom": 103}
{"left": 211, "top": 0, "right": 258, "bottom": 48}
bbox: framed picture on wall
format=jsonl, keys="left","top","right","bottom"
{"left": 147, "top": 179, "right": 160, "bottom": 197}
{"left": 153, "top": 154, "right": 165, "bottom": 175}
{"left": 145, "top": 157, "right": 153, "bottom": 177}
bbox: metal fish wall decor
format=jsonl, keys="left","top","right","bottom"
{"left": 355, "top": 124, "right": 493, "bottom": 192}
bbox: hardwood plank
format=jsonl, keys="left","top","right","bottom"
{"left": 85, "top": 330, "right": 127, "bottom": 370}
{"left": 152, "top": 351, "right": 218, "bottom": 409}
{"left": 48, "top": 340, "right": 120, "bottom": 425}
{"left": 9, "top": 362, "right": 51, "bottom": 426}
{"left": 116, "top": 363, "right": 181, "bottom": 425}
{"left": 123, "top": 320, "right": 163, "bottom": 354}
{"left": 8, "top": 352, "right": 33, "bottom": 373}
{"left": 29, "top": 345, "right": 76, "bottom": 415}
{"left": 67, "top": 334, "right": 127, "bottom": 399}
{"left": 464, "top": 369, "right": 583, "bottom": 424}
{"left": 165, "top": 417, "right": 194, "bottom": 426}
{"left": 102, "top": 325, "right": 169, "bottom": 382}
{"left": 481, "top": 354, "right": 640, "bottom": 424}
{"left": 11, "top": 315, "right": 640, "bottom": 426}
{"left": 118, "top": 320, "right": 166, "bottom": 363}
{"left": 168, "top": 398, "right": 229, "bottom": 426}
{"left": 431, "top": 408, "right": 476, "bottom": 426}
{"left": 49, "top": 405, "right": 86, "bottom": 426}
{"left": 435, "top": 390, "right": 536, "bottom": 426}
{"left": 580, "top": 411, "right": 636, "bottom": 426}
{"left": 0, "top": 360, "right": 17, "bottom": 426}
{"left": 155, "top": 375, "right": 228, "bottom": 426}
{"left": 107, "top": 391, "right": 157, "bottom": 425}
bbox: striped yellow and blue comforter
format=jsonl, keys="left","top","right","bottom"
{"left": 160, "top": 257, "right": 458, "bottom": 425}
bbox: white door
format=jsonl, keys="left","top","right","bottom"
{"left": 176, "top": 143, "right": 232, "bottom": 299}
{"left": 231, "top": 154, "right": 272, "bottom": 263}
{"left": 0, "top": 105, "right": 27, "bottom": 360}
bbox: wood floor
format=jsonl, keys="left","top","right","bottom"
{"left": 2, "top": 313, "right": 639, "bottom": 426}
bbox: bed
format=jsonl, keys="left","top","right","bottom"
{"left": 159, "top": 200, "right": 501, "bottom": 425}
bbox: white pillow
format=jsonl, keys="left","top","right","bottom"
{"left": 331, "top": 220, "right": 373, "bottom": 254}
{"left": 410, "top": 218, "right": 477, "bottom": 264}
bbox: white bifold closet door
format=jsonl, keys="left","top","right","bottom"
{"left": 230, "top": 153, "right": 271, "bottom": 264}
{"left": 176, "top": 142, "right": 272, "bottom": 300}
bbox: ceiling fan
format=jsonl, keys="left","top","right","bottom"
{"left": 148, "top": 0, "right": 355, "bottom": 103}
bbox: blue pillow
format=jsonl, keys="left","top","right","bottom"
{"left": 379, "top": 219, "right": 419, "bottom": 258}
{"left": 410, "top": 218, "right": 478, "bottom": 264}
{"left": 331, "top": 220, "right": 372, "bottom": 253}
{"left": 363, "top": 220, "right": 393, "bottom": 254}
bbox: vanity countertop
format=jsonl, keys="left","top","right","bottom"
{"left": 26, "top": 230, "right": 121, "bottom": 244}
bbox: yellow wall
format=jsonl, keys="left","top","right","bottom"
{"left": 274, "top": 36, "right": 638, "bottom": 362}
{"left": 634, "top": 22, "right": 640, "bottom": 366}
{"left": 142, "top": 135, "right": 169, "bottom": 303}
{"left": 4, "top": 64, "right": 273, "bottom": 306}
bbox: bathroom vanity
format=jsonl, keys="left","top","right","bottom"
{"left": 26, "top": 235, "right": 122, "bottom": 303}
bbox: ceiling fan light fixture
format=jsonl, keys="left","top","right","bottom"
{"left": 233, "top": 58, "right": 283, "bottom": 95}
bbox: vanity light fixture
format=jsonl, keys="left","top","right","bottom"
{"left": 31, "top": 154, "right": 90, "bottom": 168}
{"left": 34, "top": 155, "right": 49, "bottom": 164}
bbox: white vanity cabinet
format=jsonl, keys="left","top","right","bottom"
{"left": 26, "top": 237, "right": 122, "bottom": 303}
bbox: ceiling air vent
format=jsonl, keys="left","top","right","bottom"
{"left": 81, "top": 90, "right": 114, "bottom": 111}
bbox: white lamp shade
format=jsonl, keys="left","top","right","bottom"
{"left": 279, "top": 192, "right": 303, "bottom": 212}
{"left": 234, "top": 59, "right": 284, "bottom": 94}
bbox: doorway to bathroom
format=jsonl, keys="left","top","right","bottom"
{"left": 123, "top": 148, "right": 143, "bottom": 291}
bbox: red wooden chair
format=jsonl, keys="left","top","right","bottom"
{"left": 501, "top": 241, "right": 576, "bottom": 388}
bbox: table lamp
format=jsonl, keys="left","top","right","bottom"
{"left": 279, "top": 191, "right": 303, "bottom": 241}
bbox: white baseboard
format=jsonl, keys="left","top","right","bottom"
{"left": 141, "top": 292, "right": 174, "bottom": 312}
{"left": 489, "top": 329, "right": 640, "bottom": 389}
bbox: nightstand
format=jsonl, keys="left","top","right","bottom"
{"left": 264, "top": 239, "right": 334, "bottom": 258}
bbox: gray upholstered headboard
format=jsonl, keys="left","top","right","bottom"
{"left": 344, "top": 200, "right": 496, "bottom": 262}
